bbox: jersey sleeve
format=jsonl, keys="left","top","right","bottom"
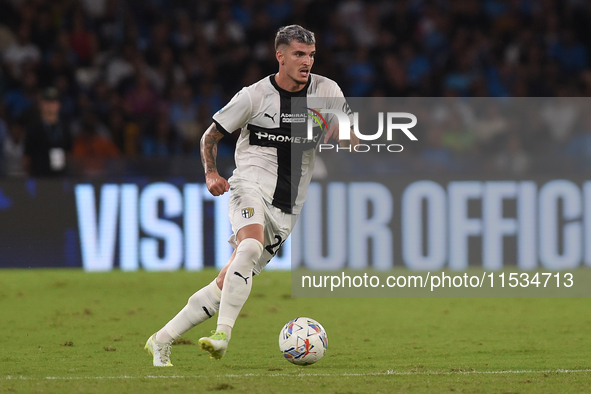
{"left": 323, "top": 84, "right": 354, "bottom": 130}
{"left": 212, "top": 88, "right": 253, "bottom": 136}
{"left": 331, "top": 86, "right": 354, "bottom": 126}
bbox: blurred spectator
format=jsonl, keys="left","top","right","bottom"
{"left": 37, "top": 50, "right": 74, "bottom": 91}
{"left": 94, "top": 0, "right": 124, "bottom": 51}
{"left": 420, "top": 125, "right": 454, "bottom": 171}
{"left": 106, "top": 44, "right": 135, "bottom": 88}
{"left": 380, "top": 54, "right": 410, "bottom": 97}
{"left": 517, "top": 103, "right": 552, "bottom": 155}
{"left": 540, "top": 93, "right": 579, "bottom": 143}
{"left": 246, "top": 8, "right": 274, "bottom": 61}
{"left": 169, "top": 84, "right": 200, "bottom": 146}
{"left": 124, "top": 73, "right": 159, "bottom": 122}
{"left": 266, "top": 0, "right": 293, "bottom": 25}
{"left": 0, "top": 0, "right": 19, "bottom": 29}
{"left": 31, "top": 6, "right": 57, "bottom": 55}
{"left": 494, "top": 134, "right": 531, "bottom": 175}
{"left": 3, "top": 121, "right": 27, "bottom": 177}
{"left": 0, "top": 117, "right": 5, "bottom": 170}
{"left": 441, "top": 111, "right": 476, "bottom": 154}
{"left": 23, "top": 87, "right": 72, "bottom": 177}
{"left": 145, "top": 20, "right": 171, "bottom": 67}
{"left": 549, "top": 29, "right": 588, "bottom": 74}
{"left": 401, "top": 43, "right": 431, "bottom": 87}
{"left": 195, "top": 82, "right": 222, "bottom": 115}
{"left": 152, "top": 47, "right": 186, "bottom": 94}
{"left": 172, "top": 14, "right": 195, "bottom": 51}
{"left": 90, "top": 80, "right": 113, "bottom": 124}
{"left": 107, "top": 108, "right": 138, "bottom": 156}
{"left": 348, "top": 2, "right": 379, "bottom": 47}
{"left": 0, "top": 23, "right": 16, "bottom": 54}
{"left": 472, "top": 102, "right": 508, "bottom": 155}
{"left": 72, "top": 117, "right": 120, "bottom": 175}
{"left": 203, "top": 4, "right": 245, "bottom": 46}
{"left": 444, "top": 52, "right": 476, "bottom": 96}
{"left": 232, "top": 0, "right": 254, "bottom": 29}
{"left": 346, "top": 48, "right": 375, "bottom": 96}
{"left": 142, "top": 113, "right": 179, "bottom": 157}
{"left": 566, "top": 113, "right": 591, "bottom": 171}
{"left": 68, "top": 11, "right": 98, "bottom": 66}
{"left": 3, "top": 69, "right": 37, "bottom": 120}
{"left": 3, "top": 24, "right": 40, "bottom": 78}
{"left": 80, "top": 0, "right": 107, "bottom": 20}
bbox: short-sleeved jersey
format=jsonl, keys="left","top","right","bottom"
{"left": 213, "top": 74, "right": 349, "bottom": 214}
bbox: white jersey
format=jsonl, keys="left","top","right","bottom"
{"left": 213, "top": 74, "right": 350, "bottom": 214}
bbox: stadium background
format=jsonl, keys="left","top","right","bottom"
{"left": 0, "top": 0, "right": 591, "bottom": 271}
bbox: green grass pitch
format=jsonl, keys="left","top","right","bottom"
{"left": 1, "top": 269, "right": 590, "bottom": 393}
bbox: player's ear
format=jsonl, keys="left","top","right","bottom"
{"left": 276, "top": 49, "right": 284, "bottom": 65}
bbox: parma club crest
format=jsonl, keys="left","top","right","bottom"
{"left": 241, "top": 207, "right": 254, "bottom": 219}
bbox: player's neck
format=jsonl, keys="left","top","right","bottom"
{"left": 274, "top": 72, "right": 307, "bottom": 93}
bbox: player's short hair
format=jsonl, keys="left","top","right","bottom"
{"left": 274, "top": 25, "right": 315, "bottom": 50}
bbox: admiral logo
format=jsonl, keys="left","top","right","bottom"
{"left": 241, "top": 207, "right": 255, "bottom": 219}
{"left": 281, "top": 113, "right": 307, "bottom": 123}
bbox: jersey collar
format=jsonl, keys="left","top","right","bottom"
{"left": 270, "top": 74, "right": 311, "bottom": 97}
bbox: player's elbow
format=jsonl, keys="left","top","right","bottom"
{"left": 201, "top": 123, "right": 215, "bottom": 140}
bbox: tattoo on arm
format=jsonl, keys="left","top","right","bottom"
{"left": 200, "top": 123, "right": 225, "bottom": 174}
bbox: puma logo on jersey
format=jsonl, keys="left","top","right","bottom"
{"left": 241, "top": 207, "right": 254, "bottom": 218}
{"left": 234, "top": 271, "right": 250, "bottom": 285}
{"left": 264, "top": 112, "right": 277, "bottom": 122}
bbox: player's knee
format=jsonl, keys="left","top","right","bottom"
{"left": 237, "top": 224, "right": 264, "bottom": 245}
{"left": 235, "top": 238, "right": 264, "bottom": 265}
{"left": 216, "top": 271, "right": 228, "bottom": 290}
{"left": 187, "top": 291, "right": 200, "bottom": 307}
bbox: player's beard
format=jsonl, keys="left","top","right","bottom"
{"left": 289, "top": 69, "right": 309, "bottom": 87}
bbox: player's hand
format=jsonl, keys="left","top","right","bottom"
{"left": 323, "top": 124, "right": 340, "bottom": 143}
{"left": 323, "top": 124, "right": 359, "bottom": 150}
{"left": 205, "top": 172, "right": 230, "bottom": 196}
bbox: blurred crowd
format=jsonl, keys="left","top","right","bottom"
{"left": 0, "top": 0, "right": 591, "bottom": 177}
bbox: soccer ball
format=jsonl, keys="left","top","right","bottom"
{"left": 278, "top": 317, "right": 328, "bottom": 365}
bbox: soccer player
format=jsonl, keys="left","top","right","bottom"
{"left": 145, "top": 24, "right": 356, "bottom": 366}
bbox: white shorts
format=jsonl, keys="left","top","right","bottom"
{"left": 228, "top": 184, "right": 298, "bottom": 275}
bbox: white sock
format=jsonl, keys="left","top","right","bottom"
{"left": 216, "top": 324, "right": 233, "bottom": 341}
{"left": 155, "top": 279, "right": 222, "bottom": 344}
{"left": 217, "top": 238, "right": 263, "bottom": 340}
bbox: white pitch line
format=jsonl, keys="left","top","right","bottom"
{"left": 4, "top": 369, "right": 591, "bottom": 381}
